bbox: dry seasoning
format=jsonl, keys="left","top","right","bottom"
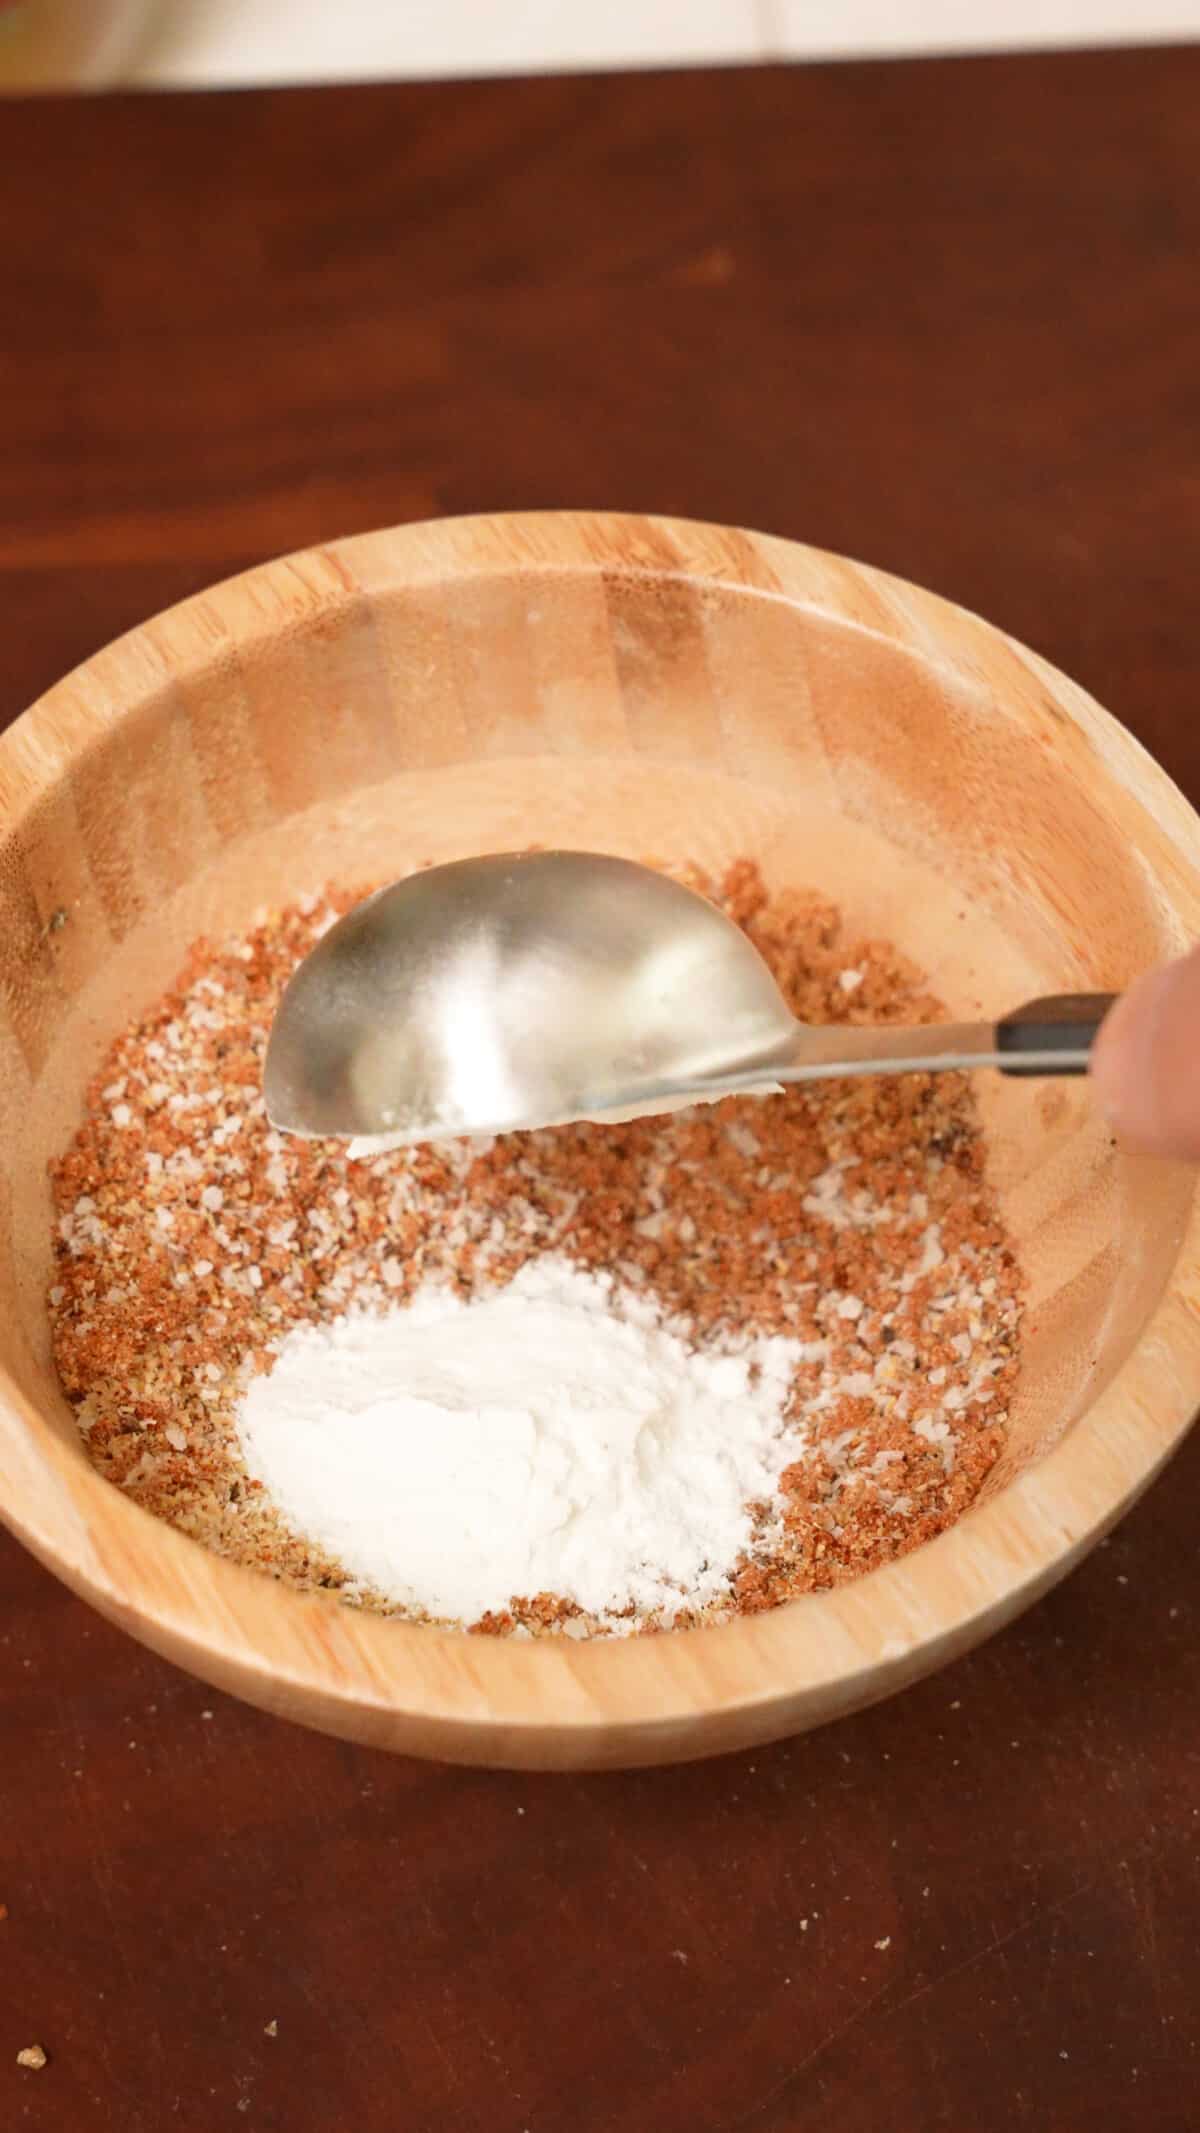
{"left": 48, "top": 861, "right": 1022, "bottom": 1636}
{"left": 236, "top": 1254, "right": 813, "bottom": 1629}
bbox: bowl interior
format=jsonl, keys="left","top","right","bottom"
{"left": 0, "top": 515, "right": 1196, "bottom": 1762}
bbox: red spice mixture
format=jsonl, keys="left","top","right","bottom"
{"left": 47, "top": 861, "right": 1022, "bottom": 1636}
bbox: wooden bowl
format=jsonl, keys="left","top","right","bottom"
{"left": 2, "top": 513, "right": 1198, "bottom": 1770}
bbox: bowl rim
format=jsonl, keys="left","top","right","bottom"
{"left": 2, "top": 509, "right": 1199, "bottom": 1765}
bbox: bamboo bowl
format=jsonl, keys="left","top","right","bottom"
{"left": 2, "top": 513, "right": 1199, "bottom": 1770}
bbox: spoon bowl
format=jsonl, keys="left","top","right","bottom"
{"left": 264, "top": 852, "right": 795, "bottom": 1142}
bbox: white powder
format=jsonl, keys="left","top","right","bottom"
{"left": 235, "top": 1256, "right": 807, "bottom": 1628}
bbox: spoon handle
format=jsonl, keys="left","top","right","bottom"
{"left": 995, "top": 992, "right": 1116, "bottom": 1076}
{"left": 742, "top": 994, "right": 1119, "bottom": 1088}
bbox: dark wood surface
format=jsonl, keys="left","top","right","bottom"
{"left": 3, "top": 47, "right": 1200, "bottom": 2132}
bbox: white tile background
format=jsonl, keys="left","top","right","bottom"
{"left": 133, "top": 0, "right": 1200, "bottom": 87}
{"left": 769, "top": 0, "right": 1200, "bottom": 56}
{"left": 136, "top": 1, "right": 755, "bottom": 82}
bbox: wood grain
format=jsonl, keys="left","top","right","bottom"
{"left": 3, "top": 46, "right": 1200, "bottom": 2133}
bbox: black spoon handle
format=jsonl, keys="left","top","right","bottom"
{"left": 996, "top": 992, "right": 1116, "bottom": 1076}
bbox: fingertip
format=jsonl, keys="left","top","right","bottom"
{"left": 1088, "top": 982, "right": 1148, "bottom": 1133}
{"left": 1090, "top": 954, "right": 1200, "bottom": 1160}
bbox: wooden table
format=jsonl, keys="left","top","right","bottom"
{"left": 4, "top": 47, "right": 1200, "bottom": 2132}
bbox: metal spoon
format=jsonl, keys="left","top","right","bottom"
{"left": 264, "top": 851, "right": 1114, "bottom": 1148}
